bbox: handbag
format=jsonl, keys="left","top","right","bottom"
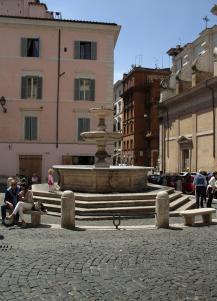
{"left": 33, "top": 201, "right": 42, "bottom": 211}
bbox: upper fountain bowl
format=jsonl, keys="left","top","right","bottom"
{"left": 81, "top": 131, "right": 121, "bottom": 142}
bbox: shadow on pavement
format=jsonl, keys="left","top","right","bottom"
{"left": 189, "top": 221, "right": 217, "bottom": 227}
{"left": 168, "top": 225, "right": 183, "bottom": 231}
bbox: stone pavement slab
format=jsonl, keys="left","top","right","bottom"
{"left": 1, "top": 193, "right": 217, "bottom": 300}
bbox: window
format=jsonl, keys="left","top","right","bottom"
{"left": 194, "top": 41, "right": 207, "bottom": 58}
{"left": 78, "top": 118, "right": 90, "bottom": 141}
{"left": 21, "top": 76, "right": 42, "bottom": 99}
{"left": 74, "top": 41, "right": 97, "bottom": 60}
{"left": 182, "top": 149, "right": 190, "bottom": 171}
{"left": 24, "top": 116, "right": 37, "bottom": 140}
{"left": 21, "top": 38, "right": 40, "bottom": 57}
{"left": 74, "top": 78, "right": 95, "bottom": 101}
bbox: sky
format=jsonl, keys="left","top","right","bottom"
{"left": 44, "top": 0, "right": 217, "bottom": 82}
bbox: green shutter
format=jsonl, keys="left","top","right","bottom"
{"left": 74, "top": 41, "right": 80, "bottom": 59}
{"left": 37, "top": 77, "right": 42, "bottom": 99}
{"left": 25, "top": 117, "right": 31, "bottom": 140}
{"left": 89, "top": 79, "right": 95, "bottom": 101}
{"left": 36, "top": 38, "right": 40, "bottom": 57}
{"left": 78, "top": 118, "right": 82, "bottom": 140}
{"left": 21, "top": 38, "right": 27, "bottom": 57}
{"left": 91, "top": 42, "right": 97, "bottom": 60}
{"left": 84, "top": 118, "right": 90, "bottom": 131}
{"left": 21, "top": 76, "right": 27, "bottom": 99}
{"left": 31, "top": 117, "right": 37, "bottom": 140}
{"left": 74, "top": 79, "right": 80, "bottom": 100}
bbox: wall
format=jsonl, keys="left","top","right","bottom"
{"left": 0, "top": 16, "right": 120, "bottom": 179}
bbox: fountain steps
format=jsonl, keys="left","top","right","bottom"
{"left": 33, "top": 186, "right": 196, "bottom": 219}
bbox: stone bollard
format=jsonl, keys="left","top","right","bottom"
{"left": 61, "top": 190, "right": 75, "bottom": 229}
{"left": 176, "top": 179, "right": 182, "bottom": 192}
{"left": 155, "top": 191, "right": 169, "bottom": 229}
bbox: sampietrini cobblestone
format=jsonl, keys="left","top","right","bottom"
{"left": 1, "top": 194, "right": 217, "bottom": 300}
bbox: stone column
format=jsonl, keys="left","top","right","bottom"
{"left": 155, "top": 191, "right": 169, "bottom": 229}
{"left": 61, "top": 190, "right": 75, "bottom": 229}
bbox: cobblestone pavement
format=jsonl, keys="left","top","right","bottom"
{"left": 1, "top": 194, "right": 217, "bottom": 300}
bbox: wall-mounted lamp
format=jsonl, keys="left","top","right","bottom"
{"left": 144, "top": 114, "right": 148, "bottom": 118}
{"left": 0, "top": 96, "right": 7, "bottom": 113}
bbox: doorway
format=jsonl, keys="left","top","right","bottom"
{"left": 19, "top": 155, "right": 42, "bottom": 181}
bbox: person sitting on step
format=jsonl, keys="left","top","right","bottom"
{"left": 6, "top": 182, "right": 34, "bottom": 228}
{"left": 1, "top": 179, "right": 20, "bottom": 225}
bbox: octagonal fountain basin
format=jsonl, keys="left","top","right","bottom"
{"left": 53, "top": 165, "right": 151, "bottom": 193}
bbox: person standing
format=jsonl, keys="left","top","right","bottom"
{"left": 48, "top": 168, "right": 55, "bottom": 192}
{"left": 207, "top": 171, "right": 217, "bottom": 208}
{"left": 1, "top": 179, "right": 20, "bottom": 225}
{"left": 193, "top": 170, "right": 207, "bottom": 208}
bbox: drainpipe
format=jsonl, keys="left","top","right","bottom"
{"left": 166, "top": 109, "right": 169, "bottom": 158}
{"left": 56, "top": 29, "right": 65, "bottom": 148}
{"left": 56, "top": 29, "right": 61, "bottom": 148}
{"left": 159, "top": 103, "right": 167, "bottom": 172}
{"left": 206, "top": 81, "right": 216, "bottom": 158}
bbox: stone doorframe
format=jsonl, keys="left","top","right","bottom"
{"left": 177, "top": 136, "right": 193, "bottom": 172}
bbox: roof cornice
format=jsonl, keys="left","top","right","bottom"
{"left": 162, "top": 76, "right": 217, "bottom": 107}
{"left": 0, "top": 15, "right": 121, "bottom": 45}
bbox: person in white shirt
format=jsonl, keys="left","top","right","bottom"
{"left": 207, "top": 171, "right": 217, "bottom": 207}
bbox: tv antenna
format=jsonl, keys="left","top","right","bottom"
{"left": 135, "top": 54, "right": 143, "bottom": 67}
{"left": 203, "top": 16, "right": 210, "bottom": 29}
{"left": 154, "top": 57, "right": 159, "bottom": 69}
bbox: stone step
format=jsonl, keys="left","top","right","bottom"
{"left": 34, "top": 195, "right": 61, "bottom": 205}
{"left": 76, "top": 199, "right": 156, "bottom": 208}
{"left": 43, "top": 203, "right": 60, "bottom": 213}
{"left": 33, "top": 189, "right": 179, "bottom": 205}
{"left": 169, "top": 195, "right": 190, "bottom": 211}
{"left": 76, "top": 205, "right": 155, "bottom": 216}
{"left": 75, "top": 188, "right": 175, "bottom": 201}
{"left": 33, "top": 191, "right": 61, "bottom": 199}
{"left": 170, "top": 198, "right": 196, "bottom": 217}
{"left": 46, "top": 211, "right": 61, "bottom": 217}
{"left": 74, "top": 215, "right": 153, "bottom": 221}
{"left": 168, "top": 191, "right": 183, "bottom": 202}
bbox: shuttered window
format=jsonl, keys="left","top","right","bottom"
{"left": 74, "top": 41, "right": 97, "bottom": 60}
{"left": 78, "top": 118, "right": 90, "bottom": 141}
{"left": 21, "top": 38, "right": 40, "bottom": 57}
{"left": 21, "top": 76, "right": 43, "bottom": 99}
{"left": 74, "top": 78, "right": 95, "bottom": 101}
{"left": 24, "top": 116, "right": 38, "bottom": 140}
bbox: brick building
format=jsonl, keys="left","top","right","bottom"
{"left": 121, "top": 67, "right": 170, "bottom": 167}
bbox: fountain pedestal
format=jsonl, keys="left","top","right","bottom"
{"left": 81, "top": 107, "right": 121, "bottom": 168}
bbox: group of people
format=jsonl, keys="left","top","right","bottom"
{"left": 1, "top": 178, "right": 34, "bottom": 227}
{"left": 193, "top": 170, "right": 217, "bottom": 208}
{"left": 1, "top": 168, "right": 55, "bottom": 227}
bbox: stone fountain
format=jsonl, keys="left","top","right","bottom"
{"left": 53, "top": 107, "right": 151, "bottom": 193}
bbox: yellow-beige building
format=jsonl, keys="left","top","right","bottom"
{"left": 159, "top": 8, "right": 217, "bottom": 173}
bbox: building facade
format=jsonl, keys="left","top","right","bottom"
{"left": 113, "top": 80, "right": 123, "bottom": 165}
{"left": 0, "top": 0, "right": 120, "bottom": 181}
{"left": 160, "top": 18, "right": 217, "bottom": 173}
{"left": 121, "top": 67, "right": 170, "bottom": 167}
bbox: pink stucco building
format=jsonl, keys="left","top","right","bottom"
{"left": 0, "top": 0, "right": 120, "bottom": 181}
